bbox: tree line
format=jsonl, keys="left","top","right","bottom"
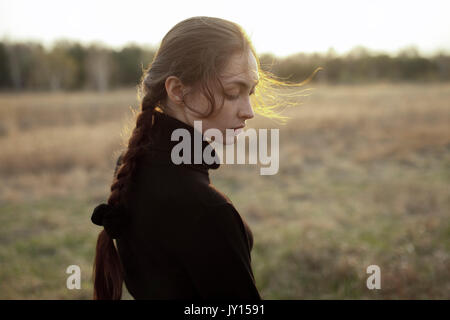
{"left": 0, "top": 39, "right": 449, "bottom": 92}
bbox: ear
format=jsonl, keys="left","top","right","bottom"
{"left": 165, "top": 76, "right": 186, "bottom": 106}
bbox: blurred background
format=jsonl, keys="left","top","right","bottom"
{"left": 0, "top": 0, "right": 448, "bottom": 299}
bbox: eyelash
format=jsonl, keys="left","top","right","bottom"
{"left": 226, "top": 90, "right": 255, "bottom": 100}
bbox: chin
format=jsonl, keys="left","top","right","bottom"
{"left": 209, "top": 136, "right": 235, "bottom": 146}
{"left": 222, "top": 133, "right": 238, "bottom": 145}
{"left": 207, "top": 130, "right": 237, "bottom": 146}
{"left": 223, "top": 138, "right": 236, "bottom": 146}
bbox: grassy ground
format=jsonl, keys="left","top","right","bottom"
{"left": 0, "top": 83, "right": 448, "bottom": 299}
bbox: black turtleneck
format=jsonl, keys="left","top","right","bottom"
{"left": 148, "top": 110, "right": 221, "bottom": 173}
{"left": 111, "top": 110, "right": 261, "bottom": 300}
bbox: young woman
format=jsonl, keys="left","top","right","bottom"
{"left": 90, "top": 16, "right": 319, "bottom": 300}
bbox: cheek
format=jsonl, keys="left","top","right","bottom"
{"left": 188, "top": 91, "right": 213, "bottom": 115}
{"left": 206, "top": 101, "right": 234, "bottom": 127}
{"left": 217, "top": 99, "right": 239, "bottom": 121}
{"left": 203, "top": 121, "right": 226, "bottom": 136}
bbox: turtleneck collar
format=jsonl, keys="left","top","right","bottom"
{"left": 147, "top": 110, "right": 221, "bottom": 174}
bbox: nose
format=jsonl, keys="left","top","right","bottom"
{"left": 238, "top": 98, "right": 255, "bottom": 120}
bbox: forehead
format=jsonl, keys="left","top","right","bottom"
{"left": 220, "top": 51, "right": 259, "bottom": 86}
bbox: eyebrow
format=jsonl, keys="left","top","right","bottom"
{"left": 225, "top": 79, "right": 259, "bottom": 90}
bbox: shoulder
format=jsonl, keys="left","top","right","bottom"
{"left": 114, "top": 148, "right": 237, "bottom": 223}
{"left": 137, "top": 148, "right": 232, "bottom": 208}
{"left": 123, "top": 149, "right": 233, "bottom": 217}
{"left": 188, "top": 178, "right": 233, "bottom": 207}
{"left": 199, "top": 202, "right": 244, "bottom": 232}
{"left": 160, "top": 172, "right": 234, "bottom": 227}
{"left": 194, "top": 202, "right": 249, "bottom": 246}
{"left": 174, "top": 202, "right": 253, "bottom": 261}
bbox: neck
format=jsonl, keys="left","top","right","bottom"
{"left": 148, "top": 110, "right": 221, "bottom": 173}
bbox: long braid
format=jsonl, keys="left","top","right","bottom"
{"left": 109, "top": 94, "right": 158, "bottom": 205}
{"left": 92, "top": 78, "right": 164, "bottom": 300}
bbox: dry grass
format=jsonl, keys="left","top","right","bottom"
{"left": 0, "top": 82, "right": 449, "bottom": 299}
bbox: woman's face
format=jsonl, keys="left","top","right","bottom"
{"left": 183, "top": 50, "right": 259, "bottom": 145}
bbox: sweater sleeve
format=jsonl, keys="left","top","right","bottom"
{"left": 177, "top": 202, "right": 262, "bottom": 300}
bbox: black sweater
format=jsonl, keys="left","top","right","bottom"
{"left": 109, "top": 110, "right": 261, "bottom": 300}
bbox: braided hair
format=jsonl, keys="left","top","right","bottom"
{"left": 92, "top": 75, "right": 165, "bottom": 299}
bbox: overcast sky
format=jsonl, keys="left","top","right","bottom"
{"left": 1, "top": 0, "right": 449, "bottom": 57}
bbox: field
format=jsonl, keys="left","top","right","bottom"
{"left": 0, "top": 82, "right": 449, "bottom": 299}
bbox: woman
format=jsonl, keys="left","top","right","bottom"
{"left": 90, "top": 16, "right": 319, "bottom": 300}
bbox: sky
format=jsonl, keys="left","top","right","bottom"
{"left": 1, "top": 0, "right": 449, "bottom": 57}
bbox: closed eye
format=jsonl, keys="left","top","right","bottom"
{"left": 225, "top": 93, "right": 240, "bottom": 100}
{"left": 225, "top": 86, "right": 256, "bottom": 100}
{"left": 226, "top": 91, "right": 255, "bottom": 100}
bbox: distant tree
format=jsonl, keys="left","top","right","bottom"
{"left": 84, "top": 44, "right": 113, "bottom": 92}
{"left": 64, "top": 41, "right": 87, "bottom": 89}
{"left": 0, "top": 40, "right": 449, "bottom": 91}
{"left": 0, "top": 42, "right": 12, "bottom": 88}
{"left": 4, "top": 42, "right": 36, "bottom": 90}
{"left": 46, "top": 40, "right": 78, "bottom": 90}
{"left": 112, "top": 44, "right": 145, "bottom": 86}
{"left": 433, "top": 51, "right": 450, "bottom": 81}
